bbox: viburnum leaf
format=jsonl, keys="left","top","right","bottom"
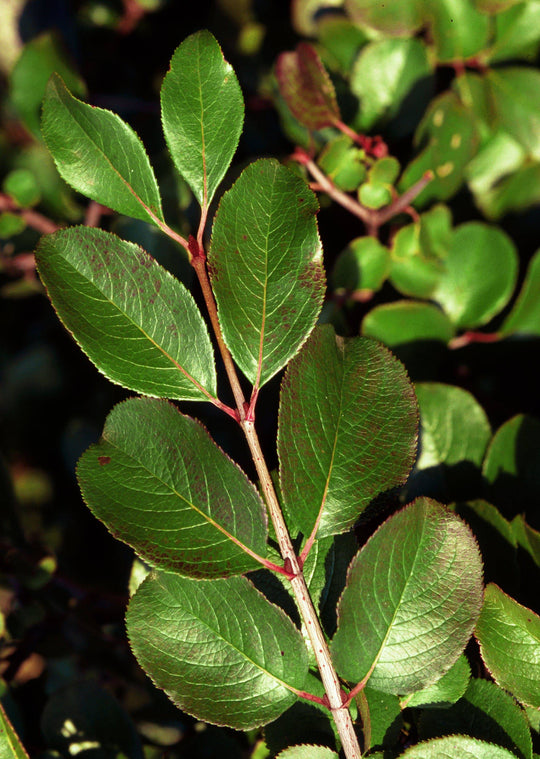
{"left": 275, "top": 42, "right": 340, "bottom": 131}
{"left": 77, "top": 397, "right": 268, "bottom": 578}
{"left": 161, "top": 30, "right": 244, "bottom": 209}
{"left": 41, "top": 74, "right": 163, "bottom": 225}
{"left": 209, "top": 159, "right": 324, "bottom": 387}
{"left": 420, "top": 677, "right": 533, "bottom": 759}
{"left": 126, "top": 572, "right": 309, "bottom": 729}
{"left": 402, "top": 654, "right": 470, "bottom": 709}
{"left": 399, "top": 735, "right": 519, "bottom": 759}
{"left": 475, "top": 584, "right": 540, "bottom": 707}
{"left": 276, "top": 747, "right": 338, "bottom": 759}
{"left": 35, "top": 227, "right": 216, "bottom": 401}
{"left": 0, "top": 703, "right": 29, "bottom": 759}
{"left": 278, "top": 325, "right": 418, "bottom": 541}
{"left": 331, "top": 498, "right": 483, "bottom": 694}
{"left": 362, "top": 302, "right": 455, "bottom": 348}
{"left": 500, "top": 249, "right": 540, "bottom": 337}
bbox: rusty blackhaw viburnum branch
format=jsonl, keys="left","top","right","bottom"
{"left": 32, "top": 29, "right": 491, "bottom": 759}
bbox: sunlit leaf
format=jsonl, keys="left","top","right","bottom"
{"left": 127, "top": 572, "right": 309, "bottom": 729}
{"left": 0, "top": 703, "right": 29, "bottom": 759}
{"left": 486, "top": 67, "right": 540, "bottom": 160}
{"left": 276, "top": 746, "right": 338, "bottom": 759}
{"left": 500, "top": 250, "right": 540, "bottom": 337}
{"left": 331, "top": 498, "right": 483, "bottom": 693}
{"left": 423, "top": 0, "right": 491, "bottom": 62}
{"left": 332, "top": 237, "right": 390, "bottom": 294}
{"left": 42, "top": 74, "right": 163, "bottom": 224}
{"left": 35, "top": 227, "right": 216, "bottom": 401}
{"left": 400, "top": 735, "right": 519, "bottom": 759}
{"left": 362, "top": 302, "right": 455, "bottom": 348}
{"left": 77, "top": 397, "right": 267, "bottom": 578}
{"left": 345, "top": 0, "right": 424, "bottom": 35}
{"left": 475, "top": 584, "right": 540, "bottom": 707}
{"left": 278, "top": 326, "right": 417, "bottom": 540}
{"left": 403, "top": 654, "right": 470, "bottom": 709}
{"left": 161, "top": 30, "right": 244, "bottom": 208}
{"left": 209, "top": 159, "right": 324, "bottom": 387}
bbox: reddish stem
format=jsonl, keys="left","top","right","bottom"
{"left": 449, "top": 331, "right": 502, "bottom": 349}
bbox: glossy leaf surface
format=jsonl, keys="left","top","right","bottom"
{"left": 209, "top": 159, "right": 324, "bottom": 386}
{"left": 420, "top": 677, "right": 533, "bottom": 759}
{"left": 424, "top": 0, "right": 491, "bottom": 62}
{"left": 278, "top": 326, "right": 418, "bottom": 540}
{"left": 35, "top": 227, "right": 216, "bottom": 401}
{"left": 362, "top": 302, "right": 455, "bottom": 348}
{"left": 332, "top": 236, "right": 390, "bottom": 294}
{"left": 501, "top": 250, "right": 540, "bottom": 337}
{"left": 276, "top": 43, "right": 340, "bottom": 130}
{"left": 42, "top": 74, "right": 163, "bottom": 224}
{"left": 161, "top": 31, "right": 244, "bottom": 208}
{"left": 331, "top": 499, "right": 483, "bottom": 693}
{"left": 78, "top": 398, "right": 267, "bottom": 577}
{"left": 400, "top": 735, "right": 519, "bottom": 759}
{"left": 486, "top": 68, "right": 540, "bottom": 160}
{"left": 0, "top": 703, "right": 29, "bottom": 759}
{"left": 127, "top": 572, "right": 308, "bottom": 729}
{"left": 433, "top": 222, "right": 518, "bottom": 329}
{"left": 475, "top": 584, "right": 540, "bottom": 707}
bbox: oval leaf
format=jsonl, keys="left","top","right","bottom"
{"left": 209, "top": 159, "right": 324, "bottom": 387}
{"left": 362, "top": 302, "right": 455, "bottom": 348}
{"left": 433, "top": 222, "right": 518, "bottom": 329}
{"left": 161, "top": 30, "right": 244, "bottom": 209}
{"left": 0, "top": 703, "right": 29, "bottom": 759}
{"left": 35, "top": 226, "right": 216, "bottom": 401}
{"left": 77, "top": 397, "right": 267, "bottom": 578}
{"left": 400, "top": 735, "right": 519, "bottom": 759}
{"left": 403, "top": 654, "right": 470, "bottom": 709}
{"left": 331, "top": 498, "right": 483, "bottom": 694}
{"left": 278, "top": 325, "right": 418, "bottom": 540}
{"left": 475, "top": 584, "right": 540, "bottom": 707}
{"left": 126, "top": 572, "right": 309, "bottom": 730}
{"left": 277, "top": 747, "right": 338, "bottom": 759}
{"left": 42, "top": 74, "right": 163, "bottom": 224}
{"left": 276, "top": 43, "right": 340, "bottom": 131}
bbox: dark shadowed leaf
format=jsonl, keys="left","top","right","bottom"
{"left": 419, "top": 677, "right": 532, "bottom": 759}
{"left": 42, "top": 74, "right": 163, "bottom": 224}
{"left": 127, "top": 572, "right": 309, "bottom": 729}
{"left": 332, "top": 236, "right": 390, "bottom": 294}
{"left": 475, "top": 584, "right": 540, "bottom": 707}
{"left": 35, "top": 226, "right": 216, "bottom": 401}
{"left": 278, "top": 326, "right": 418, "bottom": 540}
{"left": 209, "top": 159, "right": 324, "bottom": 387}
{"left": 275, "top": 43, "right": 340, "bottom": 130}
{"left": 77, "top": 398, "right": 267, "bottom": 578}
{"left": 161, "top": 31, "right": 244, "bottom": 209}
{"left": 331, "top": 499, "right": 483, "bottom": 693}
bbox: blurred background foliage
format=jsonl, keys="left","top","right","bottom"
{"left": 1, "top": 0, "right": 540, "bottom": 756}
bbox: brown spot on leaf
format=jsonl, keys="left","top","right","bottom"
{"left": 98, "top": 456, "right": 111, "bottom": 466}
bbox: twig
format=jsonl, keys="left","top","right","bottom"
{"left": 0, "top": 194, "right": 60, "bottom": 235}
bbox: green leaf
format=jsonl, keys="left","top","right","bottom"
{"left": 358, "top": 182, "right": 392, "bottom": 209}
{"left": 472, "top": 163, "right": 540, "bottom": 220}
{"left": 419, "top": 677, "right": 533, "bottom": 759}
{"left": 403, "top": 654, "right": 470, "bottom": 709}
{"left": 424, "top": 0, "right": 491, "bottom": 62}
{"left": 316, "top": 16, "right": 368, "bottom": 74}
{"left": 278, "top": 326, "right": 418, "bottom": 540}
{"left": 332, "top": 237, "right": 390, "bottom": 294}
{"left": 318, "top": 136, "right": 367, "bottom": 192}
{"left": 2, "top": 169, "right": 40, "bottom": 208}
{"left": 433, "top": 222, "right": 518, "bottom": 329}
{"left": 276, "top": 747, "right": 338, "bottom": 759}
{"left": 42, "top": 74, "right": 163, "bottom": 224}
{"left": 501, "top": 250, "right": 540, "bottom": 337}
{"left": 0, "top": 702, "right": 29, "bottom": 759}
{"left": 0, "top": 213, "right": 26, "bottom": 238}
{"left": 408, "top": 383, "right": 491, "bottom": 500}
{"left": 476, "top": 0, "right": 525, "bottom": 11}
{"left": 126, "top": 572, "right": 309, "bottom": 730}
{"left": 486, "top": 68, "right": 540, "bottom": 160}
{"left": 400, "top": 92, "right": 478, "bottom": 206}
{"left": 35, "top": 226, "right": 216, "bottom": 401}
{"left": 360, "top": 687, "right": 403, "bottom": 750}
{"left": 160, "top": 30, "right": 244, "bottom": 209}
{"left": 351, "top": 38, "right": 432, "bottom": 131}
{"left": 399, "top": 735, "right": 519, "bottom": 758}
{"left": 482, "top": 414, "right": 540, "bottom": 527}
{"left": 362, "top": 302, "right": 455, "bottom": 348}
{"left": 292, "top": 0, "right": 345, "bottom": 36}
{"left": 345, "top": 0, "right": 424, "bottom": 35}
{"left": 489, "top": 2, "right": 540, "bottom": 63}
{"left": 475, "top": 584, "right": 540, "bottom": 707}
{"left": 331, "top": 498, "right": 483, "bottom": 694}
{"left": 390, "top": 223, "right": 446, "bottom": 299}
{"left": 275, "top": 43, "right": 340, "bottom": 130}
{"left": 41, "top": 681, "right": 143, "bottom": 759}
{"left": 77, "top": 397, "right": 267, "bottom": 578}
{"left": 512, "top": 515, "right": 540, "bottom": 569}
{"left": 10, "top": 31, "right": 86, "bottom": 138}
{"left": 209, "top": 159, "right": 324, "bottom": 387}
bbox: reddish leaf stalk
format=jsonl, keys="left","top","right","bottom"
{"left": 448, "top": 331, "right": 502, "bottom": 349}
